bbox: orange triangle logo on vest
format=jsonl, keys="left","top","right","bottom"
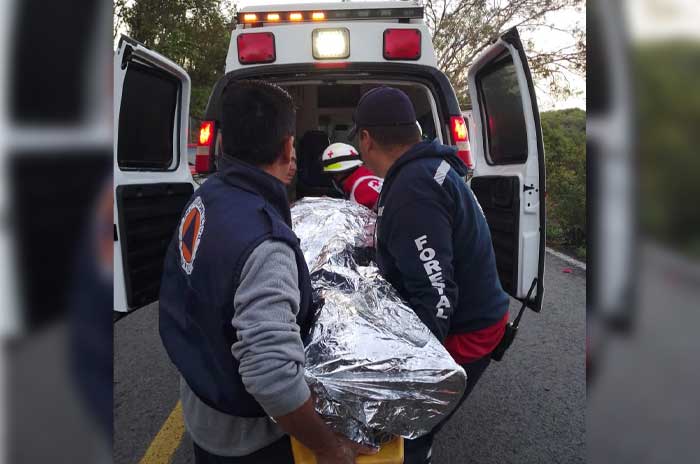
{"left": 179, "top": 196, "right": 206, "bottom": 275}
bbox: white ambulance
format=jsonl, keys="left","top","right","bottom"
{"left": 114, "top": 1, "right": 546, "bottom": 315}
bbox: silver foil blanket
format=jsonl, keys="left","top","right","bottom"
{"left": 291, "top": 197, "right": 467, "bottom": 446}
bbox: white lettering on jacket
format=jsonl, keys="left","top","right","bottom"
{"left": 414, "top": 235, "right": 450, "bottom": 319}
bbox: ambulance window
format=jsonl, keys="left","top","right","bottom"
{"left": 478, "top": 55, "right": 528, "bottom": 165}
{"left": 418, "top": 112, "right": 436, "bottom": 141}
{"left": 118, "top": 62, "right": 179, "bottom": 170}
{"left": 318, "top": 85, "right": 361, "bottom": 108}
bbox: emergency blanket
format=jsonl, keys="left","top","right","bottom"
{"left": 291, "top": 197, "right": 467, "bottom": 446}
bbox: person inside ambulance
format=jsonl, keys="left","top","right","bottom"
{"left": 321, "top": 142, "right": 382, "bottom": 210}
{"left": 284, "top": 151, "right": 297, "bottom": 186}
{"left": 351, "top": 87, "right": 510, "bottom": 464}
{"left": 158, "top": 80, "right": 375, "bottom": 464}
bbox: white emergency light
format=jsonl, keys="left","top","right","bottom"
{"left": 312, "top": 28, "right": 350, "bottom": 59}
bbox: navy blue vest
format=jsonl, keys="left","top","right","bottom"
{"left": 159, "top": 157, "right": 314, "bottom": 417}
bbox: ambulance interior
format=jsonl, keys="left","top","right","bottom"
{"left": 277, "top": 82, "right": 441, "bottom": 200}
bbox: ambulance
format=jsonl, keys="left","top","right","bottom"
{"left": 114, "top": 1, "right": 546, "bottom": 316}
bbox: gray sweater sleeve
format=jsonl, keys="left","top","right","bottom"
{"left": 231, "top": 239, "right": 310, "bottom": 418}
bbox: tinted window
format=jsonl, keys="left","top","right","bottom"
{"left": 118, "top": 62, "right": 179, "bottom": 169}
{"left": 418, "top": 112, "right": 437, "bottom": 141}
{"left": 9, "top": 150, "right": 110, "bottom": 330}
{"left": 479, "top": 56, "right": 528, "bottom": 164}
{"left": 10, "top": 0, "right": 96, "bottom": 124}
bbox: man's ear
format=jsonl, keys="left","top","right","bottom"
{"left": 359, "top": 129, "right": 372, "bottom": 151}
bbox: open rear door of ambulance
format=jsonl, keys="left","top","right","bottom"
{"left": 114, "top": 36, "right": 196, "bottom": 314}
{"left": 467, "top": 28, "right": 546, "bottom": 312}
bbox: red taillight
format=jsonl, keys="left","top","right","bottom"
{"left": 196, "top": 121, "right": 214, "bottom": 174}
{"left": 383, "top": 29, "right": 421, "bottom": 60}
{"left": 451, "top": 116, "right": 468, "bottom": 142}
{"left": 237, "top": 32, "right": 275, "bottom": 65}
{"left": 198, "top": 121, "right": 214, "bottom": 146}
{"left": 450, "top": 116, "right": 472, "bottom": 169}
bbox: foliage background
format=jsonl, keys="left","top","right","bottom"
{"left": 540, "top": 108, "right": 586, "bottom": 259}
{"left": 115, "top": 0, "right": 236, "bottom": 126}
{"left": 424, "top": 0, "right": 585, "bottom": 106}
{"left": 115, "top": 0, "right": 585, "bottom": 115}
{"left": 635, "top": 42, "right": 700, "bottom": 257}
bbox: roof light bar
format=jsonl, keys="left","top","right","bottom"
{"left": 266, "top": 13, "right": 280, "bottom": 22}
{"left": 237, "top": 7, "right": 422, "bottom": 25}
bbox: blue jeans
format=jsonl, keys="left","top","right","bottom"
{"left": 404, "top": 356, "right": 493, "bottom": 464}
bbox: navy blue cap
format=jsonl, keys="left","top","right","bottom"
{"left": 348, "top": 86, "right": 417, "bottom": 140}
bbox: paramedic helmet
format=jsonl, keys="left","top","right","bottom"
{"left": 322, "top": 143, "right": 363, "bottom": 173}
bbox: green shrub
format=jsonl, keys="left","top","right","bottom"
{"left": 541, "top": 108, "right": 586, "bottom": 254}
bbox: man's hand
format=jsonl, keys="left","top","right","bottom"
{"left": 315, "top": 435, "right": 379, "bottom": 464}
{"left": 274, "top": 397, "right": 377, "bottom": 462}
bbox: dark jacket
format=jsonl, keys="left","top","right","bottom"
{"left": 375, "top": 140, "right": 509, "bottom": 342}
{"left": 159, "top": 156, "right": 314, "bottom": 417}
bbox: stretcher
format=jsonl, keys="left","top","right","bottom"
{"left": 291, "top": 436, "right": 404, "bottom": 464}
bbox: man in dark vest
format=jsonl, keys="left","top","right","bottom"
{"left": 159, "top": 81, "right": 375, "bottom": 464}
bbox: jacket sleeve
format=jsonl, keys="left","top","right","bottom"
{"left": 383, "top": 199, "right": 458, "bottom": 342}
{"left": 350, "top": 176, "right": 383, "bottom": 210}
{"left": 231, "top": 239, "right": 310, "bottom": 418}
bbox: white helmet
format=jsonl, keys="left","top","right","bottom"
{"left": 321, "top": 143, "right": 363, "bottom": 173}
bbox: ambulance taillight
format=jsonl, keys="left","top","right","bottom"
{"left": 237, "top": 32, "right": 276, "bottom": 64}
{"left": 196, "top": 121, "right": 214, "bottom": 174}
{"left": 383, "top": 29, "right": 421, "bottom": 60}
{"left": 450, "top": 116, "right": 472, "bottom": 170}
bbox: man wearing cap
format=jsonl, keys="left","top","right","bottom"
{"left": 349, "top": 87, "right": 510, "bottom": 464}
{"left": 321, "top": 142, "right": 382, "bottom": 210}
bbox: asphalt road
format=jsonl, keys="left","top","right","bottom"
{"left": 587, "top": 244, "right": 700, "bottom": 463}
{"left": 114, "top": 251, "right": 586, "bottom": 464}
